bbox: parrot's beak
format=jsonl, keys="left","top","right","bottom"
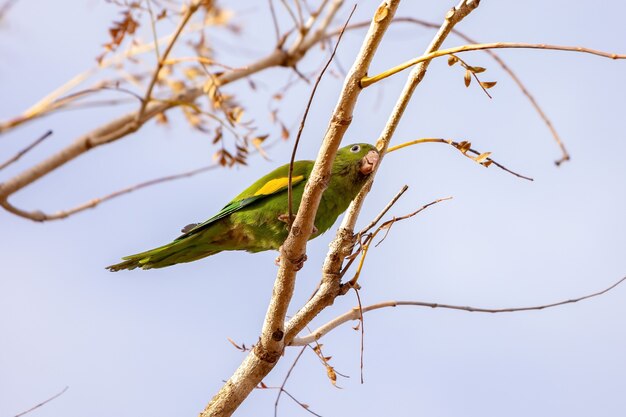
{"left": 359, "top": 150, "right": 379, "bottom": 175}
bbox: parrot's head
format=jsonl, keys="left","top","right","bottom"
{"left": 335, "top": 143, "right": 380, "bottom": 177}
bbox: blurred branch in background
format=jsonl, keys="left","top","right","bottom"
{"left": 0, "top": 0, "right": 344, "bottom": 221}
{"left": 0, "top": 0, "right": 17, "bottom": 22}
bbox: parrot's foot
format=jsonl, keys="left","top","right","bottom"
{"left": 277, "top": 213, "right": 291, "bottom": 224}
{"left": 275, "top": 246, "right": 308, "bottom": 271}
{"left": 277, "top": 214, "right": 318, "bottom": 235}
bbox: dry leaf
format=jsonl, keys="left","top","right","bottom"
{"left": 480, "top": 81, "right": 497, "bottom": 89}
{"left": 464, "top": 70, "right": 471, "bottom": 87}
{"left": 280, "top": 122, "right": 289, "bottom": 140}
{"left": 155, "top": 112, "right": 168, "bottom": 125}
{"left": 470, "top": 66, "right": 486, "bottom": 73}
{"left": 474, "top": 152, "right": 492, "bottom": 163}
{"left": 457, "top": 140, "right": 472, "bottom": 154}
{"left": 448, "top": 55, "right": 459, "bottom": 66}
{"left": 326, "top": 366, "right": 337, "bottom": 386}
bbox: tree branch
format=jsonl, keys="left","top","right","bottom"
{"left": 199, "top": 2, "right": 400, "bottom": 416}
{"left": 361, "top": 42, "right": 626, "bottom": 87}
{"left": 291, "top": 276, "right": 626, "bottom": 345}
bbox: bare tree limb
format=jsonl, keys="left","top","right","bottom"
{"left": 291, "top": 276, "right": 626, "bottom": 345}
{"left": 199, "top": 2, "right": 400, "bottom": 415}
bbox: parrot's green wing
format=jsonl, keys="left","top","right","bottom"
{"left": 175, "top": 161, "right": 312, "bottom": 240}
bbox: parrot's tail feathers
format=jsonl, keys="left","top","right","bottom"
{"left": 106, "top": 258, "right": 143, "bottom": 272}
{"left": 106, "top": 243, "right": 222, "bottom": 271}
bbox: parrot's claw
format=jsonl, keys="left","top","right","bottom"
{"left": 277, "top": 214, "right": 318, "bottom": 235}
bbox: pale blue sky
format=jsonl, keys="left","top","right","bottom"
{"left": 1, "top": 1, "right": 625, "bottom": 416}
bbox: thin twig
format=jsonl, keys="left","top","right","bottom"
{"left": 287, "top": 5, "right": 356, "bottom": 227}
{"left": 346, "top": 197, "right": 453, "bottom": 286}
{"left": 292, "top": 276, "right": 626, "bottom": 346}
{"left": 268, "top": 0, "right": 281, "bottom": 43}
{"left": 274, "top": 346, "right": 307, "bottom": 417}
{"left": 13, "top": 386, "right": 69, "bottom": 417}
{"left": 353, "top": 287, "right": 365, "bottom": 384}
{"left": 387, "top": 137, "right": 534, "bottom": 181}
{"left": 358, "top": 184, "right": 408, "bottom": 237}
{"left": 0, "top": 130, "right": 52, "bottom": 171}
{"left": 361, "top": 42, "right": 626, "bottom": 87}
{"left": 279, "top": 0, "right": 300, "bottom": 29}
{"left": 137, "top": 0, "right": 202, "bottom": 120}
{"left": 260, "top": 382, "right": 322, "bottom": 417}
{"left": 145, "top": 0, "right": 161, "bottom": 62}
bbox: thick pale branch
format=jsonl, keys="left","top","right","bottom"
{"left": 200, "top": 2, "right": 400, "bottom": 416}
{"left": 291, "top": 276, "right": 626, "bottom": 345}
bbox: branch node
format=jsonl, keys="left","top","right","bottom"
{"left": 253, "top": 343, "right": 282, "bottom": 364}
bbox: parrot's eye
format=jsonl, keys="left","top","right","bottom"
{"left": 350, "top": 145, "right": 360, "bottom": 153}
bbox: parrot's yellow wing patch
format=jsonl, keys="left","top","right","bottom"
{"left": 254, "top": 175, "right": 304, "bottom": 196}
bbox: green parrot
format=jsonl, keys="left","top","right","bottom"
{"left": 107, "top": 143, "right": 379, "bottom": 271}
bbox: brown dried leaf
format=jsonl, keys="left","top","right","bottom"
{"left": 156, "top": 8, "right": 167, "bottom": 20}
{"left": 155, "top": 112, "right": 168, "bottom": 125}
{"left": 482, "top": 159, "right": 494, "bottom": 167}
{"left": 184, "top": 67, "right": 203, "bottom": 80}
{"left": 474, "top": 152, "right": 492, "bottom": 163}
{"left": 280, "top": 123, "right": 289, "bottom": 140}
{"left": 227, "top": 107, "right": 244, "bottom": 124}
{"left": 103, "top": 9, "right": 139, "bottom": 53}
{"left": 464, "top": 70, "right": 471, "bottom": 87}
{"left": 457, "top": 140, "right": 472, "bottom": 154}
{"left": 470, "top": 66, "right": 486, "bottom": 74}
{"left": 447, "top": 55, "right": 459, "bottom": 66}
{"left": 480, "top": 81, "right": 497, "bottom": 89}
{"left": 326, "top": 366, "right": 337, "bottom": 386}
{"left": 212, "top": 126, "right": 223, "bottom": 144}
